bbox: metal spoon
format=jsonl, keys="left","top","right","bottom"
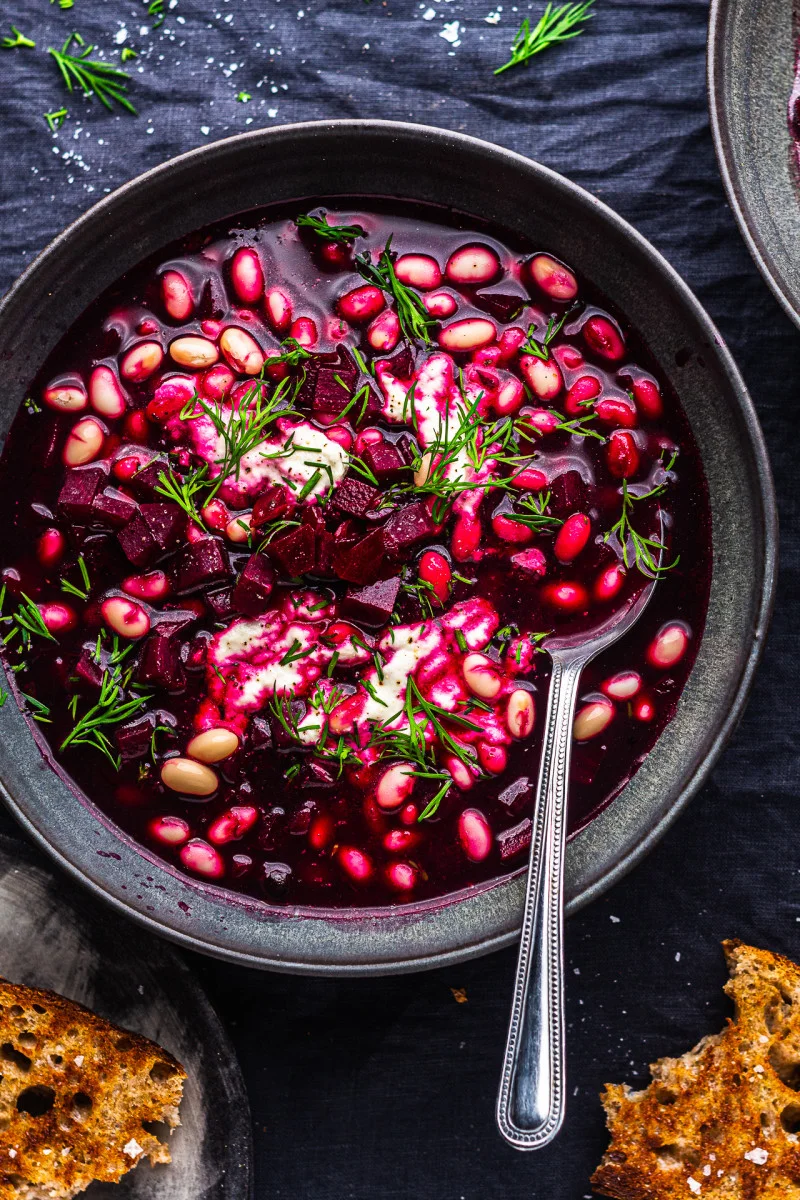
{"left": 496, "top": 572, "right": 659, "bottom": 1150}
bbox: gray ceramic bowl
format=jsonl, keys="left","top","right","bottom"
{"left": 0, "top": 120, "right": 777, "bottom": 975}
{"left": 708, "top": 0, "right": 800, "bottom": 327}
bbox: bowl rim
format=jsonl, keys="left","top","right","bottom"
{"left": 0, "top": 118, "right": 778, "bottom": 973}
{"left": 707, "top": 0, "right": 800, "bottom": 330}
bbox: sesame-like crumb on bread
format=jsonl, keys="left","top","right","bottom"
{"left": 0, "top": 977, "right": 186, "bottom": 1199}
{"left": 591, "top": 941, "right": 800, "bottom": 1199}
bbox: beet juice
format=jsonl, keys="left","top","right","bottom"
{"left": 0, "top": 199, "right": 711, "bottom": 907}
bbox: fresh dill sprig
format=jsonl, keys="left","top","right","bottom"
{"left": 521, "top": 311, "right": 571, "bottom": 360}
{"left": 495, "top": 0, "right": 595, "bottom": 75}
{"left": 554, "top": 413, "right": 605, "bottom": 441}
{"left": 506, "top": 490, "right": 563, "bottom": 533}
{"left": 60, "top": 555, "right": 91, "bottom": 601}
{"left": 417, "top": 777, "right": 453, "bottom": 821}
{"left": 183, "top": 376, "right": 296, "bottom": 503}
{"left": 604, "top": 472, "right": 678, "bottom": 578}
{"left": 2, "top": 26, "right": 35, "bottom": 49}
{"left": 296, "top": 212, "right": 367, "bottom": 245}
{"left": 20, "top": 693, "right": 52, "bottom": 724}
{"left": 44, "top": 108, "right": 68, "bottom": 131}
{"left": 155, "top": 465, "right": 209, "bottom": 527}
{"left": 356, "top": 239, "right": 436, "bottom": 345}
{"left": 60, "top": 668, "right": 151, "bottom": 770}
{"left": 0, "top": 687, "right": 7, "bottom": 708}
{"left": 395, "top": 388, "right": 515, "bottom": 523}
{"left": 48, "top": 32, "right": 137, "bottom": 115}
{"left": 0, "top": 592, "right": 57, "bottom": 650}
{"left": 264, "top": 338, "right": 312, "bottom": 369}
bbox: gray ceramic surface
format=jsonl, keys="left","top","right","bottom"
{"left": 708, "top": 0, "right": 800, "bottom": 327}
{"left": 0, "top": 120, "right": 777, "bottom": 974}
{"left": 0, "top": 833, "right": 252, "bottom": 1198}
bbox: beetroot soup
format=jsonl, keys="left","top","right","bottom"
{"left": 0, "top": 201, "right": 710, "bottom": 907}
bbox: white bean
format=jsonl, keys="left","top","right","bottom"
{"left": 187, "top": 728, "right": 240, "bottom": 764}
{"left": 375, "top": 762, "right": 415, "bottom": 811}
{"left": 101, "top": 596, "right": 151, "bottom": 639}
{"left": 438, "top": 318, "right": 496, "bottom": 353}
{"left": 219, "top": 327, "right": 265, "bottom": 375}
{"left": 506, "top": 689, "right": 535, "bottom": 738}
{"left": 169, "top": 336, "right": 219, "bottom": 369}
{"left": 162, "top": 758, "right": 219, "bottom": 797}
{"left": 120, "top": 341, "right": 164, "bottom": 382}
{"left": 63, "top": 417, "right": 105, "bottom": 466}
{"left": 89, "top": 366, "right": 127, "bottom": 418}
{"left": 462, "top": 652, "right": 502, "bottom": 699}
{"left": 573, "top": 699, "right": 614, "bottom": 741}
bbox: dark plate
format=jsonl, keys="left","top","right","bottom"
{"left": 708, "top": 0, "right": 800, "bottom": 326}
{"left": 0, "top": 120, "right": 777, "bottom": 974}
{"left": 0, "top": 832, "right": 252, "bottom": 1198}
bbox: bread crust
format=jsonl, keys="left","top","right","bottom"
{"left": 591, "top": 941, "right": 800, "bottom": 1199}
{"left": 0, "top": 977, "right": 186, "bottom": 1199}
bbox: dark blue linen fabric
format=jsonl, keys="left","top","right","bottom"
{"left": 0, "top": 0, "right": 796, "bottom": 1196}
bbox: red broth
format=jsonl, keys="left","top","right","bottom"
{"left": 0, "top": 200, "right": 710, "bottom": 907}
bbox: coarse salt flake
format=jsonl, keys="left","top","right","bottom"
{"left": 744, "top": 1148, "right": 768, "bottom": 1165}
{"left": 74, "top": 1055, "right": 84, "bottom": 1067}
{"left": 123, "top": 1139, "right": 144, "bottom": 1158}
{"left": 687, "top": 1179, "right": 700, "bottom": 1195}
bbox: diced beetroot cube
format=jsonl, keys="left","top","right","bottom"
{"left": 131, "top": 456, "right": 172, "bottom": 499}
{"left": 361, "top": 441, "right": 408, "bottom": 484}
{"left": 268, "top": 524, "right": 316, "bottom": 577}
{"left": 312, "top": 366, "right": 356, "bottom": 414}
{"left": 340, "top": 575, "right": 401, "bottom": 627}
{"left": 379, "top": 344, "right": 415, "bottom": 380}
{"left": 115, "top": 715, "right": 155, "bottom": 762}
{"left": 92, "top": 487, "right": 139, "bottom": 527}
{"left": 117, "top": 512, "right": 158, "bottom": 567}
{"left": 302, "top": 505, "right": 327, "bottom": 536}
{"left": 497, "top": 817, "right": 533, "bottom": 861}
{"left": 314, "top": 531, "right": 335, "bottom": 576}
{"left": 138, "top": 633, "right": 186, "bottom": 690}
{"left": 549, "top": 470, "right": 587, "bottom": 516}
{"left": 57, "top": 467, "right": 107, "bottom": 521}
{"left": 332, "top": 528, "right": 387, "bottom": 585}
{"left": 232, "top": 554, "right": 275, "bottom": 616}
{"left": 474, "top": 283, "right": 528, "bottom": 323}
{"left": 331, "top": 476, "right": 379, "bottom": 518}
{"left": 395, "top": 433, "right": 416, "bottom": 465}
{"left": 74, "top": 647, "right": 105, "bottom": 691}
{"left": 140, "top": 502, "right": 184, "bottom": 551}
{"left": 251, "top": 485, "right": 293, "bottom": 529}
{"left": 382, "top": 502, "right": 436, "bottom": 555}
{"left": 183, "top": 632, "right": 210, "bottom": 672}
{"left": 156, "top": 607, "right": 202, "bottom": 637}
{"left": 206, "top": 587, "right": 234, "bottom": 618}
{"left": 497, "top": 775, "right": 532, "bottom": 814}
{"left": 172, "top": 538, "right": 231, "bottom": 593}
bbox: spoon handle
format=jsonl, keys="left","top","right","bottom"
{"left": 496, "top": 653, "right": 584, "bottom": 1150}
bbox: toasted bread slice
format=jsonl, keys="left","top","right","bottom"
{"left": 0, "top": 977, "right": 186, "bottom": 1199}
{"left": 591, "top": 941, "right": 800, "bottom": 1199}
